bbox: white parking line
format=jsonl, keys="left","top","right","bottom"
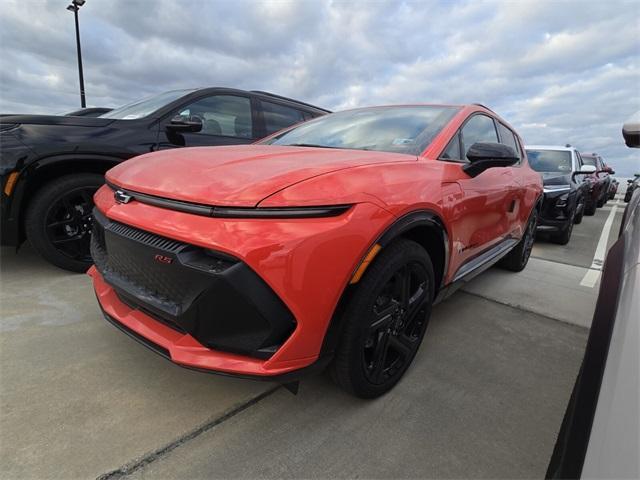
{"left": 580, "top": 205, "right": 618, "bottom": 288}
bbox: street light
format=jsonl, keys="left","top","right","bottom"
{"left": 67, "top": 0, "right": 87, "bottom": 108}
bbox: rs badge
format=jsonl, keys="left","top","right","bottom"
{"left": 154, "top": 254, "right": 173, "bottom": 264}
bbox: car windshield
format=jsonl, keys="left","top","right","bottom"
{"left": 581, "top": 156, "right": 597, "bottom": 167}
{"left": 100, "top": 89, "right": 197, "bottom": 120}
{"left": 526, "top": 149, "right": 573, "bottom": 173}
{"left": 262, "top": 106, "right": 461, "bottom": 155}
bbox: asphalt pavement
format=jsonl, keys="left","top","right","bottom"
{"left": 0, "top": 196, "right": 624, "bottom": 479}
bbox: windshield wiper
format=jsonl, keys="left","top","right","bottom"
{"left": 285, "top": 143, "right": 338, "bottom": 149}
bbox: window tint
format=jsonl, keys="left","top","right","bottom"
{"left": 101, "top": 89, "right": 197, "bottom": 119}
{"left": 526, "top": 149, "right": 572, "bottom": 173}
{"left": 461, "top": 115, "right": 498, "bottom": 159}
{"left": 262, "top": 102, "right": 306, "bottom": 135}
{"left": 176, "top": 95, "right": 253, "bottom": 138}
{"left": 264, "top": 106, "right": 460, "bottom": 155}
{"left": 440, "top": 133, "right": 462, "bottom": 160}
{"left": 497, "top": 123, "right": 521, "bottom": 160}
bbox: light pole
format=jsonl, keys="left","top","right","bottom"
{"left": 67, "top": 0, "right": 87, "bottom": 108}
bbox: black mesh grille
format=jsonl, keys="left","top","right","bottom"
{"left": 108, "top": 222, "right": 184, "bottom": 252}
{"left": 91, "top": 209, "right": 296, "bottom": 359}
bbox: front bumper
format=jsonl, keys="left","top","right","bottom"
{"left": 89, "top": 184, "right": 394, "bottom": 378}
{"left": 90, "top": 266, "right": 330, "bottom": 380}
{"left": 538, "top": 190, "right": 574, "bottom": 232}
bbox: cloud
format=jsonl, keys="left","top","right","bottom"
{"left": 0, "top": 0, "right": 638, "bottom": 175}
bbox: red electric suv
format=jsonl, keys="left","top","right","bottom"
{"left": 89, "top": 104, "right": 542, "bottom": 398}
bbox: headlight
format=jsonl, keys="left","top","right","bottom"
{"left": 107, "top": 181, "right": 352, "bottom": 218}
{"left": 556, "top": 193, "right": 570, "bottom": 208}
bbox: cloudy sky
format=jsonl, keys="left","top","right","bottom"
{"left": 1, "top": 0, "right": 639, "bottom": 174}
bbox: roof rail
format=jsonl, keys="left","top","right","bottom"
{"left": 472, "top": 103, "right": 495, "bottom": 113}
{"left": 250, "top": 90, "right": 331, "bottom": 113}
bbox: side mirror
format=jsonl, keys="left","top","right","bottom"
{"left": 166, "top": 116, "right": 203, "bottom": 133}
{"left": 463, "top": 142, "right": 519, "bottom": 177}
{"left": 572, "top": 165, "right": 596, "bottom": 180}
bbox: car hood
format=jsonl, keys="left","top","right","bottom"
{"left": 541, "top": 172, "right": 572, "bottom": 186}
{"left": 106, "top": 145, "right": 415, "bottom": 207}
{"left": 0, "top": 114, "right": 115, "bottom": 127}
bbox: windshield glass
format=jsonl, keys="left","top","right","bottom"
{"left": 100, "top": 89, "right": 196, "bottom": 120}
{"left": 581, "top": 156, "right": 597, "bottom": 167}
{"left": 262, "top": 106, "right": 460, "bottom": 155}
{"left": 526, "top": 149, "right": 573, "bottom": 173}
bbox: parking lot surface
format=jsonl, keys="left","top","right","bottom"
{"left": 0, "top": 198, "right": 623, "bottom": 479}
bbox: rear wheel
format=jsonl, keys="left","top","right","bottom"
{"left": 25, "top": 174, "right": 103, "bottom": 272}
{"left": 331, "top": 239, "right": 434, "bottom": 398}
{"left": 498, "top": 208, "right": 537, "bottom": 272}
{"left": 584, "top": 200, "right": 597, "bottom": 216}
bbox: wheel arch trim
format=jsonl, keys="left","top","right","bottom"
{"left": 320, "top": 209, "right": 449, "bottom": 357}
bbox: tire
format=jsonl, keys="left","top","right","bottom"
{"left": 584, "top": 201, "right": 596, "bottom": 216}
{"left": 551, "top": 215, "right": 574, "bottom": 245}
{"left": 498, "top": 208, "right": 537, "bottom": 272}
{"left": 574, "top": 202, "right": 584, "bottom": 225}
{"left": 25, "top": 173, "right": 104, "bottom": 272}
{"left": 597, "top": 194, "right": 606, "bottom": 208}
{"left": 330, "top": 239, "right": 435, "bottom": 398}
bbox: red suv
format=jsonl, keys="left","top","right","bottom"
{"left": 89, "top": 104, "right": 542, "bottom": 398}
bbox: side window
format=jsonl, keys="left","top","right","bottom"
{"left": 497, "top": 122, "right": 521, "bottom": 162}
{"left": 440, "top": 132, "right": 462, "bottom": 161}
{"left": 575, "top": 151, "right": 583, "bottom": 170}
{"left": 460, "top": 114, "right": 498, "bottom": 159}
{"left": 175, "top": 95, "right": 253, "bottom": 138}
{"left": 262, "top": 101, "right": 306, "bottom": 135}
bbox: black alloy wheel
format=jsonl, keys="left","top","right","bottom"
{"left": 331, "top": 239, "right": 434, "bottom": 398}
{"left": 44, "top": 187, "right": 96, "bottom": 262}
{"left": 362, "top": 262, "right": 429, "bottom": 385}
{"left": 26, "top": 173, "right": 104, "bottom": 272}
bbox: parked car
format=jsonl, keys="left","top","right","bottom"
{"left": 525, "top": 145, "right": 591, "bottom": 244}
{"left": 547, "top": 135, "right": 640, "bottom": 480}
{"left": 580, "top": 153, "right": 613, "bottom": 208}
{"left": 625, "top": 175, "right": 640, "bottom": 203}
{"left": 88, "top": 104, "right": 543, "bottom": 398}
{"left": 65, "top": 107, "right": 113, "bottom": 117}
{"left": 0, "top": 88, "right": 329, "bottom": 272}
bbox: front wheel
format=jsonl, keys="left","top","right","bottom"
{"left": 25, "top": 174, "right": 104, "bottom": 272}
{"left": 330, "top": 239, "right": 435, "bottom": 398}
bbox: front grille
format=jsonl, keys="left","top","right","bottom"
{"left": 91, "top": 210, "right": 236, "bottom": 316}
{"left": 91, "top": 208, "right": 296, "bottom": 359}
{"left": 108, "top": 222, "right": 184, "bottom": 252}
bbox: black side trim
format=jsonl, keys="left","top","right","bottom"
{"left": 320, "top": 210, "right": 449, "bottom": 358}
{"left": 546, "top": 229, "right": 626, "bottom": 478}
{"left": 452, "top": 237, "right": 518, "bottom": 282}
{"left": 106, "top": 181, "right": 351, "bottom": 218}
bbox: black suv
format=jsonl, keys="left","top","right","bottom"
{"left": 525, "top": 145, "right": 590, "bottom": 244}
{"left": 0, "top": 88, "right": 329, "bottom": 271}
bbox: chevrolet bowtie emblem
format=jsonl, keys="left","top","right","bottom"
{"left": 114, "top": 190, "right": 133, "bottom": 204}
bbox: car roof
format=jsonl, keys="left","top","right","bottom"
{"left": 186, "top": 87, "right": 330, "bottom": 113}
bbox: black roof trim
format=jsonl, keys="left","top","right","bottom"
{"left": 472, "top": 103, "right": 496, "bottom": 114}
{"left": 251, "top": 90, "right": 331, "bottom": 113}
